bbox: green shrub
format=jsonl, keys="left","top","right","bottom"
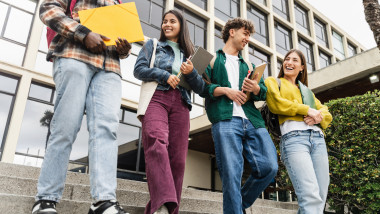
{"left": 325, "top": 90, "right": 380, "bottom": 213}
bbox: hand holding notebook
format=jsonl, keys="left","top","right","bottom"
{"left": 243, "top": 63, "right": 266, "bottom": 102}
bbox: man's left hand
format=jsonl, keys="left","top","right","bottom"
{"left": 242, "top": 73, "right": 260, "bottom": 95}
{"left": 115, "top": 37, "right": 131, "bottom": 57}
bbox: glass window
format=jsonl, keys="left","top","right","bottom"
{"left": 347, "top": 43, "right": 357, "bottom": 57}
{"left": 332, "top": 30, "right": 345, "bottom": 59}
{"left": 298, "top": 38, "right": 314, "bottom": 72}
{"left": 0, "top": 73, "right": 18, "bottom": 93}
{"left": 215, "top": 0, "right": 240, "bottom": 23}
{"left": 255, "top": 0, "right": 267, "bottom": 6}
{"left": 319, "top": 50, "right": 331, "bottom": 69}
{"left": 215, "top": 26, "right": 224, "bottom": 51}
{"left": 0, "top": 0, "right": 36, "bottom": 66}
{"left": 294, "top": 3, "right": 309, "bottom": 35}
{"left": 120, "top": 43, "right": 142, "bottom": 84}
{"left": 247, "top": 4, "right": 268, "bottom": 46}
{"left": 1, "top": 0, "right": 37, "bottom": 13}
{"left": 277, "top": 60, "right": 282, "bottom": 74}
{"left": 28, "top": 83, "right": 54, "bottom": 103}
{"left": 0, "top": 39, "right": 26, "bottom": 66}
{"left": 314, "top": 18, "right": 328, "bottom": 48}
{"left": 117, "top": 108, "right": 145, "bottom": 179}
{"left": 275, "top": 22, "right": 292, "bottom": 56}
{"left": 175, "top": 4, "right": 207, "bottom": 48}
{"left": 15, "top": 83, "right": 86, "bottom": 169}
{"left": 123, "top": 0, "right": 165, "bottom": 39}
{"left": 188, "top": 0, "right": 207, "bottom": 10}
{"left": 3, "top": 7, "right": 33, "bottom": 44}
{"left": 272, "top": 0, "right": 289, "bottom": 21}
{"left": 0, "top": 73, "right": 18, "bottom": 159}
{"left": 248, "top": 45, "right": 271, "bottom": 79}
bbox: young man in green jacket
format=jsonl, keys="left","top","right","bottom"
{"left": 200, "top": 18, "right": 278, "bottom": 214}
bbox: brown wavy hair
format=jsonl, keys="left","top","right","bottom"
{"left": 277, "top": 49, "right": 308, "bottom": 86}
{"left": 159, "top": 10, "right": 194, "bottom": 58}
{"left": 221, "top": 18, "right": 254, "bottom": 43}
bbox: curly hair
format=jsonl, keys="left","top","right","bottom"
{"left": 221, "top": 18, "right": 255, "bottom": 43}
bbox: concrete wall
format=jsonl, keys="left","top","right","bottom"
{"left": 183, "top": 150, "right": 211, "bottom": 189}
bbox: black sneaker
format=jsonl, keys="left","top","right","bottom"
{"left": 31, "top": 200, "right": 57, "bottom": 214}
{"left": 88, "top": 200, "right": 128, "bottom": 214}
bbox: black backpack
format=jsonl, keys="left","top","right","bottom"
{"left": 260, "top": 78, "right": 281, "bottom": 142}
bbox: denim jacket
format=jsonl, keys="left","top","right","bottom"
{"left": 134, "top": 39, "right": 205, "bottom": 110}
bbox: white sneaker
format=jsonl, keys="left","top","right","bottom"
{"left": 88, "top": 200, "right": 129, "bottom": 214}
{"left": 153, "top": 205, "right": 169, "bottom": 214}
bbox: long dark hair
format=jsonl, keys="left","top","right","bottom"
{"left": 277, "top": 49, "right": 308, "bottom": 86}
{"left": 159, "top": 10, "right": 194, "bottom": 58}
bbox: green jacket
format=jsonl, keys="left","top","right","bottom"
{"left": 200, "top": 49, "right": 267, "bottom": 128}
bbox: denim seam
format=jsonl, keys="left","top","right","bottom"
{"left": 90, "top": 78, "right": 99, "bottom": 199}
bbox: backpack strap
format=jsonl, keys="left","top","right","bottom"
{"left": 243, "top": 58, "right": 253, "bottom": 71}
{"left": 150, "top": 38, "right": 158, "bottom": 68}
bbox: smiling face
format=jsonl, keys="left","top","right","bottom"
{"left": 283, "top": 52, "right": 305, "bottom": 80}
{"left": 162, "top": 13, "right": 181, "bottom": 43}
{"left": 230, "top": 27, "right": 251, "bottom": 51}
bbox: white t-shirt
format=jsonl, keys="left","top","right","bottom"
{"left": 225, "top": 53, "right": 247, "bottom": 119}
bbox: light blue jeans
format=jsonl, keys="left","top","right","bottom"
{"left": 212, "top": 117, "right": 278, "bottom": 214}
{"left": 280, "top": 130, "right": 330, "bottom": 214}
{"left": 36, "top": 58, "right": 121, "bottom": 202}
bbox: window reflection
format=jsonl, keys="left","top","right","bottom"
{"left": 215, "top": 26, "right": 224, "bottom": 51}
{"left": 274, "top": 22, "right": 292, "bottom": 56}
{"left": 247, "top": 4, "right": 268, "bottom": 46}
{"left": 0, "top": 73, "right": 18, "bottom": 159}
{"left": 188, "top": 0, "right": 207, "bottom": 10}
{"left": 123, "top": 0, "right": 165, "bottom": 39}
{"left": 319, "top": 50, "right": 331, "bottom": 69}
{"left": 215, "top": 0, "right": 240, "bottom": 23}
{"left": 175, "top": 4, "right": 207, "bottom": 48}
{"left": 332, "top": 31, "right": 345, "bottom": 59}
{"left": 272, "top": 0, "right": 289, "bottom": 21}
{"left": 249, "top": 45, "right": 271, "bottom": 78}
{"left": 0, "top": 40, "right": 25, "bottom": 66}
{"left": 298, "top": 38, "right": 314, "bottom": 72}
{"left": 3, "top": 7, "right": 33, "bottom": 44}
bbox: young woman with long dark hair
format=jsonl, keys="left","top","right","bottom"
{"left": 133, "top": 10, "right": 205, "bottom": 214}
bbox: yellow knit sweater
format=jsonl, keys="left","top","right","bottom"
{"left": 264, "top": 77, "right": 332, "bottom": 129}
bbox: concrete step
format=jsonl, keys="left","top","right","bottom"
{"left": 0, "top": 162, "right": 298, "bottom": 213}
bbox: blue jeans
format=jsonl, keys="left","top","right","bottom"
{"left": 211, "top": 117, "right": 278, "bottom": 214}
{"left": 36, "top": 58, "right": 121, "bottom": 202}
{"left": 280, "top": 130, "right": 330, "bottom": 214}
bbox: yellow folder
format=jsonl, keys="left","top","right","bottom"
{"left": 78, "top": 2, "right": 144, "bottom": 46}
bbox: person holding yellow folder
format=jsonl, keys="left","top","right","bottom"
{"left": 32, "top": 1, "right": 131, "bottom": 214}
{"left": 134, "top": 10, "right": 205, "bottom": 214}
{"left": 265, "top": 49, "right": 333, "bottom": 213}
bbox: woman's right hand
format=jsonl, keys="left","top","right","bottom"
{"left": 167, "top": 75, "right": 180, "bottom": 89}
{"left": 307, "top": 108, "right": 323, "bottom": 124}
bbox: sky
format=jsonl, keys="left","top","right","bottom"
{"left": 306, "top": 0, "right": 377, "bottom": 50}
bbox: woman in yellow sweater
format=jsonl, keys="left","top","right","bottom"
{"left": 265, "top": 49, "right": 332, "bottom": 213}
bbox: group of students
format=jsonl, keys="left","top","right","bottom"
{"left": 32, "top": 1, "right": 332, "bottom": 214}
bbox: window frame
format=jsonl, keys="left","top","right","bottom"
{"left": 274, "top": 21, "right": 292, "bottom": 56}
{"left": 0, "top": 72, "right": 19, "bottom": 160}
{"left": 272, "top": 0, "right": 289, "bottom": 21}
{"left": 294, "top": 3, "right": 310, "bottom": 35}
{"left": 247, "top": 3, "right": 269, "bottom": 46}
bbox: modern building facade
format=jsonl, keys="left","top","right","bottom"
{"left": 0, "top": 0, "right": 378, "bottom": 204}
